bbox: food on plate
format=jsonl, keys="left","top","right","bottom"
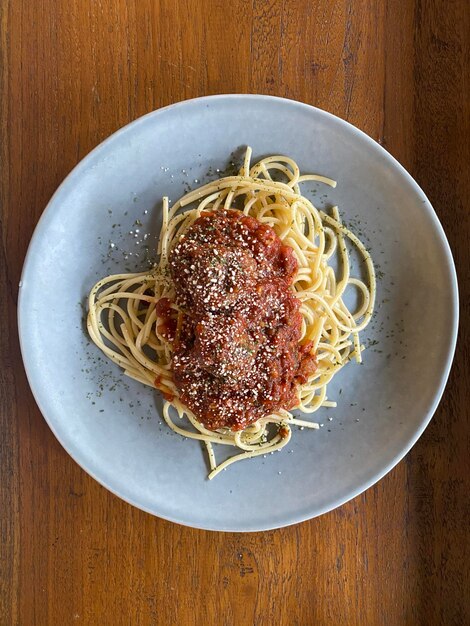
{"left": 88, "top": 148, "right": 375, "bottom": 478}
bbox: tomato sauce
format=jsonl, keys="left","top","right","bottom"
{"left": 159, "top": 209, "right": 317, "bottom": 431}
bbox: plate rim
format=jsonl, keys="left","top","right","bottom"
{"left": 18, "top": 94, "right": 459, "bottom": 531}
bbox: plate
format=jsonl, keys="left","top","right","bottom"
{"left": 18, "top": 95, "right": 458, "bottom": 531}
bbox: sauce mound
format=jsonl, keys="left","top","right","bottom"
{"left": 162, "top": 209, "right": 317, "bottom": 431}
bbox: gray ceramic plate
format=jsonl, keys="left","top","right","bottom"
{"left": 18, "top": 95, "right": 458, "bottom": 531}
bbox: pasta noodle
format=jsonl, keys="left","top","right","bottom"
{"left": 87, "top": 148, "right": 375, "bottom": 479}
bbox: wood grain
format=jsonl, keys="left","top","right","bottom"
{"left": 1, "top": 1, "right": 468, "bottom": 624}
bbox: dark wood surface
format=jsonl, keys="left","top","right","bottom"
{"left": 1, "top": 1, "right": 468, "bottom": 624}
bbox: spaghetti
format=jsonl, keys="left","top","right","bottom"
{"left": 87, "top": 148, "right": 375, "bottom": 479}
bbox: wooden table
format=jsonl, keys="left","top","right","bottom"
{"left": 1, "top": 2, "right": 468, "bottom": 624}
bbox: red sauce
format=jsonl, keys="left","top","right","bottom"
{"left": 155, "top": 297, "right": 177, "bottom": 341}
{"left": 153, "top": 374, "right": 174, "bottom": 402}
{"left": 159, "top": 209, "right": 317, "bottom": 431}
